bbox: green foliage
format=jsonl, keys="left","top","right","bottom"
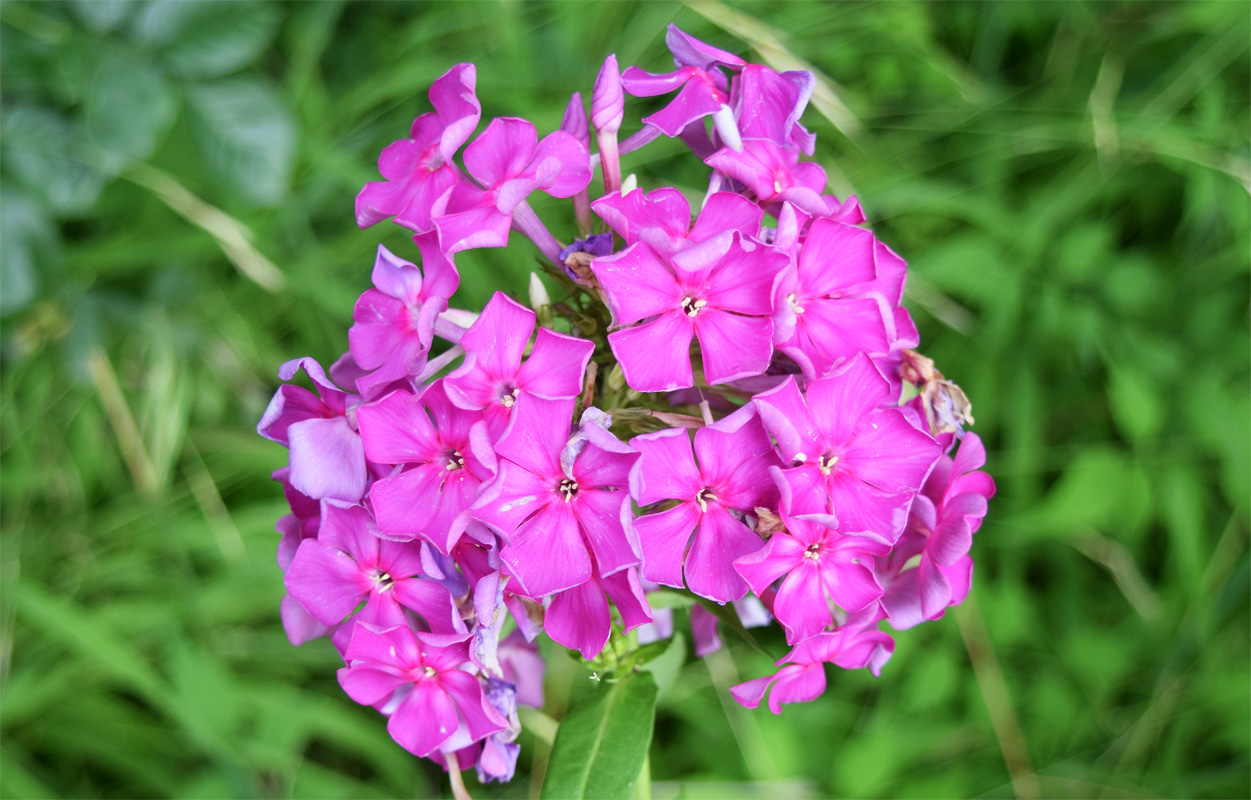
{"left": 541, "top": 672, "right": 659, "bottom": 800}
{"left": 1, "top": 1, "right": 1247, "bottom": 798}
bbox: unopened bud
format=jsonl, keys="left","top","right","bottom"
{"left": 528, "top": 272, "right": 552, "bottom": 311}
{"left": 605, "top": 362, "right": 626, "bottom": 394}
{"left": 591, "top": 54, "right": 624, "bottom": 135}
{"left": 712, "top": 104, "right": 743, "bottom": 152}
{"left": 620, "top": 173, "right": 638, "bottom": 194}
{"left": 561, "top": 92, "right": 589, "bottom": 148}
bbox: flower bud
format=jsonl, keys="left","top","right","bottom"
{"left": 560, "top": 92, "right": 589, "bottom": 148}
{"left": 591, "top": 54, "right": 624, "bottom": 135}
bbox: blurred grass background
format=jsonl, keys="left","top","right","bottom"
{"left": 1, "top": 1, "right": 1248, "bottom": 798}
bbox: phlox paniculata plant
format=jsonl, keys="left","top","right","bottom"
{"left": 259, "top": 25, "right": 993, "bottom": 795}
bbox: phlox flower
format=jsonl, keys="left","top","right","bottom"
{"left": 629, "top": 405, "right": 782, "bottom": 603}
{"left": 284, "top": 501, "right": 465, "bottom": 642}
{"left": 593, "top": 234, "right": 787, "bottom": 392}
{"left": 348, "top": 237, "right": 460, "bottom": 400}
{"left": 705, "top": 138, "right": 832, "bottom": 217}
{"left": 444, "top": 292, "right": 595, "bottom": 438}
{"left": 338, "top": 624, "right": 506, "bottom": 757}
{"left": 356, "top": 63, "right": 480, "bottom": 232}
{"left": 879, "top": 433, "right": 994, "bottom": 629}
{"left": 435, "top": 117, "right": 591, "bottom": 253}
{"left": 730, "top": 618, "right": 895, "bottom": 714}
{"left": 734, "top": 474, "right": 888, "bottom": 643}
{"left": 356, "top": 381, "right": 496, "bottom": 552}
{"left": 470, "top": 397, "right": 639, "bottom": 598}
{"left": 753, "top": 353, "right": 941, "bottom": 541}
{"left": 257, "top": 358, "right": 367, "bottom": 503}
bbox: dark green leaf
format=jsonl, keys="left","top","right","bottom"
{"left": 541, "top": 671, "right": 658, "bottom": 799}
{"left": 85, "top": 53, "right": 177, "bottom": 172}
{"left": 134, "top": 0, "right": 279, "bottom": 78}
{"left": 2, "top": 105, "right": 104, "bottom": 214}
{"left": 0, "top": 189, "right": 57, "bottom": 314}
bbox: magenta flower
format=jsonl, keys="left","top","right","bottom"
{"left": 621, "top": 25, "right": 745, "bottom": 144}
{"left": 732, "top": 64, "right": 816, "bottom": 154}
{"left": 545, "top": 562, "right": 652, "bottom": 659}
{"left": 705, "top": 139, "right": 831, "bottom": 216}
{"left": 356, "top": 381, "right": 496, "bottom": 552}
{"left": 444, "top": 292, "right": 595, "bottom": 438}
{"left": 730, "top": 621, "right": 895, "bottom": 713}
{"left": 734, "top": 488, "right": 888, "bottom": 643}
{"left": 284, "top": 501, "right": 464, "bottom": 636}
{"left": 753, "top": 353, "right": 942, "bottom": 541}
{"left": 592, "top": 188, "right": 762, "bottom": 260}
{"left": 338, "top": 624, "right": 506, "bottom": 757}
{"left": 593, "top": 235, "right": 787, "bottom": 392}
{"left": 435, "top": 117, "right": 591, "bottom": 253}
{"left": 356, "top": 63, "right": 480, "bottom": 232}
{"left": 348, "top": 237, "right": 461, "bottom": 400}
{"left": 629, "top": 406, "right": 782, "bottom": 603}
{"left": 771, "top": 218, "right": 892, "bottom": 378}
{"left": 258, "top": 358, "right": 367, "bottom": 503}
{"left": 879, "top": 433, "right": 994, "bottom": 629}
{"left": 470, "top": 397, "right": 639, "bottom": 598}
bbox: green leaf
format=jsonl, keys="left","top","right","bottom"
{"left": 540, "top": 671, "right": 658, "bottom": 800}
{"left": 85, "top": 53, "right": 177, "bottom": 173}
{"left": 133, "top": 0, "right": 279, "bottom": 78}
{"left": 71, "top": 0, "right": 134, "bottom": 32}
{"left": 186, "top": 78, "right": 296, "bottom": 206}
{"left": 0, "top": 188, "right": 57, "bottom": 314}
{"left": 2, "top": 105, "right": 104, "bottom": 214}
{"left": 1107, "top": 365, "right": 1165, "bottom": 442}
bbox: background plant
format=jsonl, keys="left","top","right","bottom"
{"left": 1, "top": 2, "right": 1247, "bottom": 798}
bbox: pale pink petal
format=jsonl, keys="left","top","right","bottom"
{"left": 287, "top": 416, "right": 367, "bottom": 502}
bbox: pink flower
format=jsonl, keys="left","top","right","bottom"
{"left": 337, "top": 624, "right": 507, "bottom": 757}
{"left": 629, "top": 406, "right": 782, "bottom": 603}
{"left": 621, "top": 25, "right": 745, "bottom": 143}
{"left": 771, "top": 217, "right": 892, "bottom": 378}
{"left": 348, "top": 237, "right": 460, "bottom": 400}
{"left": 435, "top": 118, "right": 591, "bottom": 253}
{"left": 444, "top": 292, "right": 595, "bottom": 438}
{"left": 593, "top": 235, "right": 787, "bottom": 392}
{"left": 356, "top": 381, "right": 496, "bottom": 552}
{"left": 753, "top": 353, "right": 941, "bottom": 542}
{"left": 470, "top": 397, "right": 639, "bottom": 598}
{"left": 734, "top": 481, "right": 888, "bottom": 643}
{"left": 284, "top": 501, "right": 464, "bottom": 636}
{"left": 356, "top": 63, "right": 480, "bottom": 232}
{"left": 705, "top": 139, "right": 831, "bottom": 216}
{"left": 879, "top": 433, "right": 994, "bottom": 629}
{"left": 730, "top": 620, "right": 895, "bottom": 713}
{"left": 257, "top": 358, "right": 367, "bottom": 503}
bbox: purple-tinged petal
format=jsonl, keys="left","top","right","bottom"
{"left": 695, "top": 309, "right": 773, "bottom": 386}
{"left": 602, "top": 567, "right": 654, "bottom": 632}
{"left": 281, "top": 594, "right": 333, "bottom": 646}
{"left": 287, "top": 416, "right": 367, "bottom": 502}
{"left": 641, "top": 77, "right": 727, "bottom": 137}
{"left": 607, "top": 312, "right": 696, "bottom": 393}
{"left": 441, "top": 671, "right": 508, "bottom": 740}
{"left": 734, "top": 65, "right": 813, "bottom": 150}
{"left": 929, "top": 513, "right": 974, "bottom": 566}
{"left": 665, "top": 24, "right": 746, "bottom": 71}
{"left": 258, "top": 385, "right": 329, "bottom": 445}
{"left": 918, "top": 558, "right": 953, "bottom": 620}
{"left": 428, "top": 63, "right": 481, "bottom": 162}
{"left": 690, "top": 604, "right": 723, "bottom": 657}
{"left": 393, "top": 578, "right": 464, "bottom": 633}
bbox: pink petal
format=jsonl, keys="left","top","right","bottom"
{"left": 428, "top": 63, "right": 481, "bottom": 163}
{"left": 918, "top": 558, "right": 953, "bottom": 620}
{"left": 492, "top": 395, "right": 572, "bottom": 480}
{"left": 684, "top": 504, "right": 757, "bottom": 603}
{"left": 823, "top": 471, "right": 912, "bottom": 541}
{"left": 458, "top": 292, "right": 535, "bottom": 383}
{"left": 774, "top": 564, "right": 832, "bottom": 643}
{"left": 641, "top": 77, "right": 726, "bottom": 136}
{"left": 464, "top": 117, "right": 537, "bottom": 187}
{"left": 765, "top": 663, "right": 826, "bottom": 714}
{"left": 694, "top": 406, "right": 781, "bottom": 510}
{"left": 435, "top": 193, "right": 513, "bottom": 254}
{"left": 790, "top": 297, "right": 891, "bottom": 375}
{"left": 469, "top": 459, "right": 555, "bottom": 537}
{"left": 592, "top": 242, "right": 682, "bottom": 325}
{"left": 571, "top": 488, "right": 639, "bottom": 578}
{"left": 729, "top": 674, "right": 774, "bottom": 710}
{"left": 601, "top": 567, "right": 654, "bottom": 632}
{"left": 752, "top": 377, "right": 822, "bottom": 465}
{"left": 839, "top": 407, "right": 940, "bottom": 494}
{"left": 371, "top": 464, "right": 479, "bottom": 550}
{"left": 635, "top": 502, "right": 700, "bottom": 589}
{"left": 608, "top": 312, "right": 696, "bottom": 393}
{"left": 281, "top": 594, "right": 333, "bottom": 646}
{"left": 389, "top": 682, "right": 460, "bottom": 756}
{"left": 629, "top": 427, "right": 701, "bottom": 505}
{"left": 591, "top": 187, "right": 690, "bottom": 250}
{"left": 703, "top": 240, "right": 786, "bottom": 316}
{"left": 546, "top": 579, "right": 613, "bottom": 659}
{"left": 516, "top": 329, "right": 594, "bottom": 399}
{"left": 392, "top": 165, "right": 460, "bottom": 233}
{"left": 284, "top": 539, "right": 369, "bottom": 625}
{"left": 441, "top": 670, "right": 507, "bottom": 741}
{"left": 805, "top": 353, "right": 891, "bottom": 447}
{"left": 733, "top": 534, "right": 801, "bottom": 596}
{"left": 500, "top": 503, "right": 590, "bottom": 597}
{"left": 695, "top": 309, "right": 773, "bottom": 385}
{"left": 798, "top": 219, "right": 877, "bottom": 295}
{"left": 357, "top": 390, "right": 442, "bottom": 466}
{"left": 620, "top": 65, "right": 699, "bottom": 98}
{"left": 532, "top": 130, "right": 591, "bottom": 198}
{"left": 665, "top": 24, "right": 746, "bottom": 71}
{"left": 338, "top": 664, "right": 407, "bottom": 707}
{"left": 318, "top": 501, "right": 381, "bottom": 566}
{"left": 821, "top": 560, "right": 883, "bottom": 614}
{"left": 689, "top": 193, "right": 763, "bottom": 243}
{"left": 393, "top": 578, "right": 464, "bottom": 633}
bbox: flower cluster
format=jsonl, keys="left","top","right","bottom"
{"left": 260, "top": 24, "right": 992, "bottom": 785}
